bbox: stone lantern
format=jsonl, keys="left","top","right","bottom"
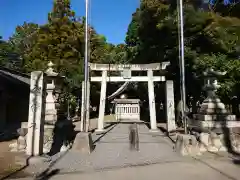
{"left": 198, "top": 68, "right": 227, "bottom": 115}
{"left": 44, "top": 61, "right": 64, "bottom": 124}
{"left": 189, "top": 68, "right": 237, "bottom": 131}
{"left": 187, "top": 68, "right": 240, "bottom": 153}
{"left": 43, "top": 61, "right": 64, "bottom": 153}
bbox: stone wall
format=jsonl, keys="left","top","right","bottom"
{"left": 9, "top": 121, "right": 73, "bottom": 153}
{"left": 175, "top": 130, "right": 240, "bottom": 156}
{"left": 197, "top": 130, "right": 240, "bottom": 153}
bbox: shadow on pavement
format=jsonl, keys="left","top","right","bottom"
{"left": 33, "top": 149, "right": 70, "bottom": 180}
{"left": 1, "top": 156, "right": 32, "bottom": 180}
{"left": 93, "top": 122, "right": 119, "bottom": 144}
{"left": 34, "top": 169, "right": 60, "bottom": 180}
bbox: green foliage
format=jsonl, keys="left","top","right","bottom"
{"left": 17, "top": 0, "right": 110, "bottom": 91}
{"left": 9, "top": 22, "right": 39, "bottom": 57}
{"left": 126, "top": 0, "right": 240, "bottom": 101}
{"left": 2, "top": 0, "right": 133, "bottom": 111}
{"left": 0, "top": 36, "right": 11, "bottom": 65}
{"left": 4, "top": 0, "right": 240, "bottom": 106}
{"left": 209, "top": 0, "right": 240, "bottom": 18}
{"left": 0, "top": 36, "right": 22, "bottom": 69}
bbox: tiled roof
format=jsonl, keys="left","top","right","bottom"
{"left": 0, "top": 67, "right": 30, "bottom": 85}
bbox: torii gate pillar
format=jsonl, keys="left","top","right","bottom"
{"left": 147, "top": 69, "right": 158, "bottom": 132}
{"left": 96, "top": 70, "right": 107, "bottom": 133}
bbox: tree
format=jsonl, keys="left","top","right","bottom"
{"left": 29, "top": 0, "right": 84, "bottom": 91}
{"left": 9, "top": 22, "right": 39, "bottom": 55}
{"left": 103, "top": 44, "right": 128, "bottom": 64}
{"left": 208, "top": 0, "right": 240, "bottom": 17}
{"left": 0, "top": 36, "right": 22, "bottom": 69}
{"left": 125, "top": 0, "right": 240, "bottom": 102}
{"left": 8, "top": 22, "right": 39, "bottom": 71}
{"left": 0, "top": 37, "right": 10, "bottom": 66}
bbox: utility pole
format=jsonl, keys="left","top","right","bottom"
{"left": 179, "top": 0, "right": 187, "bottom": 134}
{"left": 83, "top": 0, "right": 90, "bottom": 132}
{"left": 72, "top": 0, "right": 93, "bottom": 154}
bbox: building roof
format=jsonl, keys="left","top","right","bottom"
{"left": 0, "top": 67, "right": 30, "bottom": 85}
{"left": 111, "top": 99, "right": 140, "bottom": 104}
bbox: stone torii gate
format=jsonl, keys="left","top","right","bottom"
{"left": 81, "top": 62, "right": 176, "bottom": 133}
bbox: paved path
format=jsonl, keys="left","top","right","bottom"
{"left": 16, "top": 159, "right": 240, "bottom": 180}
{"left": 22, "top": 123, "right": 185, "bottom": 173}
{"left": 10, "top": 122, "right": 240, "bottom": 180}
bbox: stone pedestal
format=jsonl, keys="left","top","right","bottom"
{"left": 174, "top": 134, "right": 201, "bottom": 156}
{"left": 72, "top": 132, "right": 94, "bottom": 154}
{"left": 43, "top": 125, "right": 54, "bottom": 153}
{"left": 189, "top": 114, "right": 239, "bottom": 133}
{"left": 189, "top": 96, "right": 239, "bottom": 132}
{"left": 197, "top": 131, "right": 240, "bottom": 153}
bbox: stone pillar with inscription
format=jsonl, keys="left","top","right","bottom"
{"left": 26, "top": 71, "right": 45, "bottom": 156}
{"left": 165, "top": 80, "right": 176, "bottom": 132}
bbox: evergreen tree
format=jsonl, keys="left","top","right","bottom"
{"left": 125, "top": 0, "right": 240, "bottom": 102}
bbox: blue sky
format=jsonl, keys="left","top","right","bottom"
{"left": 0, "top": 0, "right": 139, "bottom": 44}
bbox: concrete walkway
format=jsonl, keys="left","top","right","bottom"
{"left": 10, "top": 122, "right": 240, "bottom": 180}
{"left": 16, "top": 159, "right": 240, "bottom": 180}
{"left": 20, "top": 123, "right": 183, "bottom": 173}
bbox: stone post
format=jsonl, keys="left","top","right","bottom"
{"left": 147, "top": 70, "right": 158, "bottom": 132}
{"left": 165, "top": 80, "right": 176, "bottom": 132}
{"left": 96, "top": 70, "right": 107, "bottom": 133}
{"left": 26, "top": 71, "right": 45, "bottom": 156}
